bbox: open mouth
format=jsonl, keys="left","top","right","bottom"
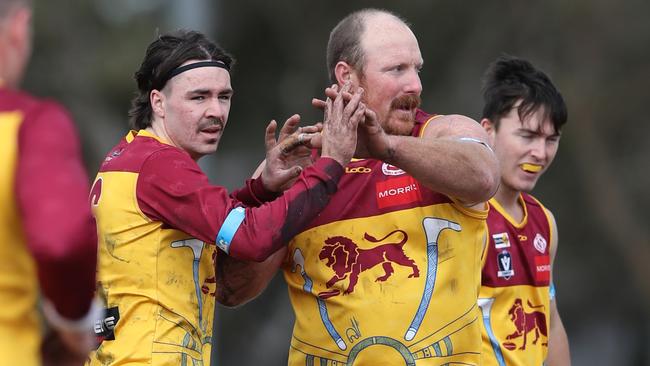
{"left": 520, "top": 163, "right": 542, "bottom": 173}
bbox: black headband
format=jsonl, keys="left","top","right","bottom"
{"left": 161, "top": 61, "right": 230, "bottom": 87}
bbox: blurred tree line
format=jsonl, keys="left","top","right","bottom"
{"left": 24, "top": 0, "right": 649, "bottom": 365}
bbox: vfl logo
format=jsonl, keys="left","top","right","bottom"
{"left": 318, "top": 229, "right": 419, "bottom": 298}
{"left": 345, "top": 166, "right": 372, "bottom": 174}
{"left": 497, "top": 250, "right": 514, "bottom": 280}
{"left": 533, "top": 233, "right": 547, "bottom": 254}
{"left": 502, "top": 298, "right": 548, "bottom": 351}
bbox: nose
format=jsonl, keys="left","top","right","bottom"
{"left": 529, "top": 138, "right": 547, "bottom": 162}
{"left": 205, "top": 98, "right": 227, "bottom": 121}
{"left": 404, "top": 69, "right": 422, "bottom": 95}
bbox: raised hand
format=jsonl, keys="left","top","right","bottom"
{"left": 320, "top": 82, "right": 366, "bottom": 166}
{"left": 261, "top": 114, "right": 321, "bottom": 192}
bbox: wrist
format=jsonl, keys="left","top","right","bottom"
{"left": 42, "top": 297, "right": 104, "bottom": 333}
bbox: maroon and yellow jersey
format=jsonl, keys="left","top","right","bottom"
{"left": 479, "top": 194, "right": 552, "bottom": 366}
{"left": 0, "top": 88, "right": 97, "bottom": 365}
{"left": 88, "top": 130, "right": 343, "bottom": 365}
{"left": 284, "top": 110, "right": 489, "bottom": 365}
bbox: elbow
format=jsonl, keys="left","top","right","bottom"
{"left": 477, "top": 166, "right": 500, "bottom": 202}
{"left": 229, "top": 242, "right": 276, "bottom": 263}
{"left": 28, "top": 215, "right": 98, "bottom": 267}
{"left": 461, "top": 156, "right": 500, "bottom": 204}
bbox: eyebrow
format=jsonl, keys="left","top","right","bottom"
{"left": 518, "top": 127, "right": 561, "bottom": 137}
{"left": 187, "top": 88, "right": 233, "bottom": 95}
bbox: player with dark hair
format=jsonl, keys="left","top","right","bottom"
{"left": 477, "top": 55, "right": 571, "bottom": 366}
{"left": 87, "top": 29, "right": 365, "bottom": 365}
{"left": 0, "top": 0, "right": 101, "bottom": 364}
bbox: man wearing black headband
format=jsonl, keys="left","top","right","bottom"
{"left": 87, "top": 29, "right": 365, "bottom": 365}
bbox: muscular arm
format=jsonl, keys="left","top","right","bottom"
{"left": 383, "top": 114, "right": 499, "bottom": 205}
{"left": 16, "top": 102, "right": 98, "bottom": 320}
{"left": 545, "top": 210, "right": 571, "bottom": 366}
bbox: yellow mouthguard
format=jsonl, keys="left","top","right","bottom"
{"left": 521, "top": 163, "right": 542, "bottom": 173}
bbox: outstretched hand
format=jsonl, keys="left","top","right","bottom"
{"left": 313, "top": 85, "right": 393, "bottom": 161}
{"left": 261, "top": 114, "right": 321, "bottom": 192}
{"left": 320, "top": 82, "right": 366, "bottom": 166}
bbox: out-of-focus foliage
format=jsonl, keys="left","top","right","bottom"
{"left": 25, "top": 0, "right": 649, "bottom": 365}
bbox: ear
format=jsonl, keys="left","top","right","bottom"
{"left": 150, "top": 89, "right": 165, "bottom": 118}
{"left": 480, "top": 118, "right": 496, "bottom": 145}
{"left": 8, "top": 7, "right": 31, "bottom": 47}
{"left": 334, "top": 61, "right": 361, "bottom": 86}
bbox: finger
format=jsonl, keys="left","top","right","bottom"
{"left": 312, "top": 98, "right": 327, "bottom": 110}
{"left": 324, "top": 87, "right": 353, "bottom": 104}
{"left": 278, "top": 132, "right": 317, "bottom": 154}
{"left": 350, "top": 102, "right": 366, "bottom": 128}
{"left": 300, "top": 124, "right": 321, "bottom": 134}
{"left": 343, "top": 87, "right": 364, "bottom": 121}
{"left": 265, "top": 120, "right": 278, "bottom": 151}
{"left": 279, "top": 114, "right": 301, "bottom": 141}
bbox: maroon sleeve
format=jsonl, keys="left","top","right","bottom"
{"left": 15, "top": 101, "right": 98, "bottom": 320}
{"left": 137, "top": 150, "right": 343, "bottom": 261}
{"left": 231, "top": 176, "right": 280, "bottom": 207}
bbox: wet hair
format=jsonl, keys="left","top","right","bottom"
{"left": 128, "top": 29, "right": 235, "bottom": 130}
{"left": 481, "top": 55, "right": 567, "bottom": 133}
{"left": 326, "top": 8, "right": 407, "bottom": 84}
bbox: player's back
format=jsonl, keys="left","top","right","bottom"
{"left": 0, "top": 88, "right": 50, "bottom": 365}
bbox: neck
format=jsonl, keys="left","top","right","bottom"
{"left": 493, "top": 184, "right": 524, "bottom": 221}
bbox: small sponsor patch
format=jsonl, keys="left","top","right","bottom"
{"left": 345, "top": 166, "right": 372, "bottom": 174}
{"left": 492, "top": 232, "right": 510, "bottom": 249}
{"left": 497, "top": 250, "right": 514, "bottom": 280}
{"left": 535, "top": 255, "right": 551, "bottom": 282}
{"left": 381, "top": 162, "right": 406, "bottom": 176}
{"left": 376, "top": 176, "right": 421, "bottom": 209}
{"left": 533, "top": 233, "right": 547, "bottom": 254}
{"left": 94, "top": 306, "right": 119, "bottom": 341}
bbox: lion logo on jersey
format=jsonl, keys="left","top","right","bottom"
{"left": 503, "top": 298, "right": 548, "bottom": 350}
{"left": 317, "top": 229, "right": 419, "bottom": 298}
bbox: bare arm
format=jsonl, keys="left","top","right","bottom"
{"left": 366, "top": 113, "right": 499, "bottom": 205}
{"left": 216, "top": 248, "right": 286, "bottom": 307}
{"left": 545, "top": 210, "right": 571, "bottom": 366}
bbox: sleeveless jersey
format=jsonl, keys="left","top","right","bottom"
{"left": 88, "top": 130, "right": 218, "bottom": 366}
{"left": 284, "top": 110, "right": 489, "bottom": 366}
{"left": 478, "top": 194, "right": 553, "bottom": 366}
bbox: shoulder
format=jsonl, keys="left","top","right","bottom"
{"left": 418, "top": 112, "right": 484, "bottom": 139}
{"left": 100, "top": 133, "right": 196, "bottom": 176}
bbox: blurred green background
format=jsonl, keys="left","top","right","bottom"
{"left": 25, "top": 0, "right": 649, "bottom": 365}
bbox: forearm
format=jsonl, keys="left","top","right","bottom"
{"left": 385, "top": 135, "right": 498, "bottom": 203}
{"left": 226, "top": 157, "right": 342, "bottom": 261}
{"left": 17, "top": 103, "right": 98, "bottom": 319}
{"left": 216, "top": 248, "right": 286, "bottom": 307}
{"left": 547, "top": 299, "right": 571, "bottom": 365}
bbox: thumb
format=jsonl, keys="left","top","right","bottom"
{"left": 265, "top": 120, "right": 278, "bottom": 151}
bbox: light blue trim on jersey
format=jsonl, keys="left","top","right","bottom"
{"left": 550, "top": 282, "right": 556, "bottom": 300}
{"left": 216, "top": 207, "right": 246, "bottom": 254}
